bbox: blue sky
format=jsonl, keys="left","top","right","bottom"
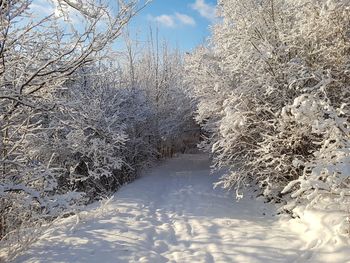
{"left": 29, "top": 0, "right": 217, "bottom": 52}
{"left": 128, "top": 0, "right": 217, "bottom": 51}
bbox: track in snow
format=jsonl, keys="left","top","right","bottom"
{"left": 15, "top": 154, "right": 307, "bottom": 263}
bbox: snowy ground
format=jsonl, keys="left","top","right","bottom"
{"left": 12, "top": 154, "right": 350, "bottom": 263}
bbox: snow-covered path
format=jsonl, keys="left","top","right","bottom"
{"left": 15, "top": 154, "right": 307, "bottom": 263}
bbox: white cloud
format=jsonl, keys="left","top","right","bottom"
{"left": 151, "top": 14, "right": 176, "bottom": 28}
{"left": 175, "top": 12, "right": 196, "bottom": 26}
{"left": 190, "top": 0, "right": 216, "bottom": 21}
{"left": 148, "top": 13, "right": 196, "bottom": 28}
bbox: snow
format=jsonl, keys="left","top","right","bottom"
{"left": 12, "top": 154, "right": 350, "bottom": 263}
{"left": 281, "top": 206, "right": 350, "bottom": 262}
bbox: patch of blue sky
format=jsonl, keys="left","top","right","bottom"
{"left": 28, "top": 0, "right": 217, "bottom": 52}
{"left": 128, "top": 0, "right": 217, "bottom": 51}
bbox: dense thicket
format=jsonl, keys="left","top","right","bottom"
{"left": 185, "top": 0, "right": 350, "bottom": 213}
{"left": 0, "top": 0, "right": 198, "bottom": 253}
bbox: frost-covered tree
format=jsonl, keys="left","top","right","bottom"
{"left": 185, "top": 0, "right": 350, "bottom": 210}
{"left": 0, "top": 0, "right": 144, "bottom": 245}
{"left": 120, "top": 29, "right": 199, "bottom": 160}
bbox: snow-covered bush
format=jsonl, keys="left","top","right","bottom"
{"left": 281, "top": 96, "right": 350, "bottom": 209}
{"left": 0, "top": 0, "right": 140, "bottom": 244}
{"left": 185, "top": 0, "right": 350, "bottom": 209}
{"left": 121, "top": 33, "right": 199, "bottom": 160}
{"left": 41, "top": 69, "right": 129, "bottom": 199}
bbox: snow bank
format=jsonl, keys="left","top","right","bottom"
{"left": 280, "top": 205, "right": 350, "bottom": 262}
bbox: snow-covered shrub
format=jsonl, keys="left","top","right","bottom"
{"left": 186, "top": 0, "right": 295, "bottom": 195}
{"left": 44, "top": 72, "right": 129, "bottom": 199}
{"left": 255, "top": 0, "right": 350, "bottom": 202}
{"left": 121, "top": 34, "right": 199, "bottom": 160}
{"left": 281, "top": 96, "right": 350, "bottom": 209}
{"left": 185, "top": 0, "right": 350, "bottom": 207}
{"left": 0, "top": 0, "right": 139, "bottom": 244}
{"left": 184, "top": 46, "right": 228, "bottom": 155}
